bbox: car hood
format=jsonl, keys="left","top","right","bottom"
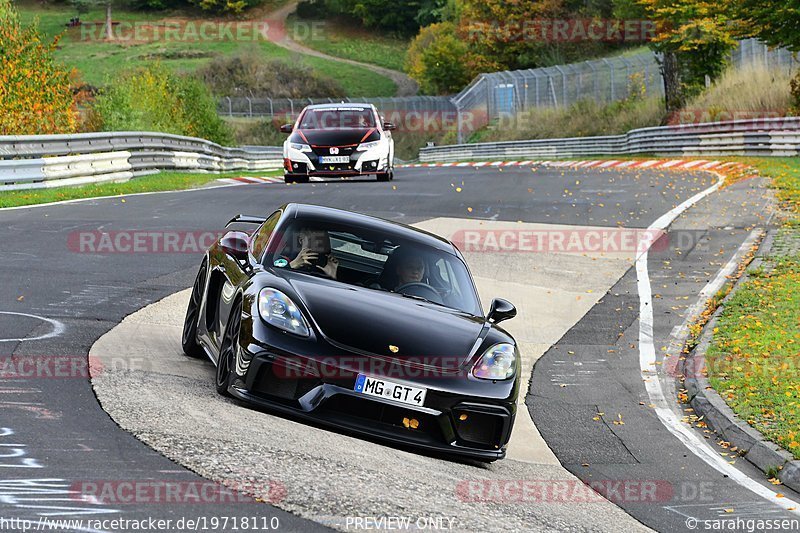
{"left": 288, "top": 275, "right": 486, "bottom": 371}
{"left": 291, "top": 128, "right": 379, "bottom": 147}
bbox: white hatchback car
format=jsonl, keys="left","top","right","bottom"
{"left": 280, "top": 103, "right": 395, "bottom": 183}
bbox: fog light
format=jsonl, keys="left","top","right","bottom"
{"left": 459, "top": 414, "right": 468, "bottom": 421}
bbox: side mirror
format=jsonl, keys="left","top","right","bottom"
{"left": 279, "top": 124, "right": 293, "bottom": 134}
{"left": 488, "top": 298, "right": 516, "bottom": 324}
{"left": 220, "top": 231, "right": 250, "bottom": 261}
{"left": 382, "top": 121, "right": 396, "bottom": 131}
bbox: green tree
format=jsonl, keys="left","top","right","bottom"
{"left": 637, "top": 0, "right": 736, "bottom": 112}
{"left": 731, "top": 0, "right": 800, "bottom": 51}
{"left": 0, "top": 0, "right": 77, "bottom": 134}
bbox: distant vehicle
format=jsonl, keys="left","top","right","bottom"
{"left": 182, "top": 204, "right": 520, "bottom": 461}
{"left": 279, "top": 103, "right": 395, "bottom": 183}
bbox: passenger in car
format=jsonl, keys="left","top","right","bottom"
{"left": 287, "top": 228, "right": 339, "bottom": 279}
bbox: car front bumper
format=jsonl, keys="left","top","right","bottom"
{"left": 283, "top": 145, "right": 391, "bottom": 177}
{"left": 229, "top": 341, "right": 517, "bottom": 461}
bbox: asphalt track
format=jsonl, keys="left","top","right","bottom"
{"left": 0, "top": 164, "right": 794, "bottom": 532}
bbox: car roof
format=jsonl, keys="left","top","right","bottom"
{"left": 281, "top": 203, "right": 456, "bottom": 254}
{"left": 302, "top": 103, "right": 374, "bottom": 111}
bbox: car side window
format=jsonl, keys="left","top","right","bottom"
{"left": 251, "top": 211, "right": 281, "bottom": 260}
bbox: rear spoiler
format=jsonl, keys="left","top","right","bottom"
{"left": 226, "top": 214, "right": 266, "bottom": 227}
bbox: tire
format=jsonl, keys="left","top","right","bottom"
{"left": 377, "top": 172, "right": 391, "bottom": 182}
{"left": 285, "top": 174, "right": 309, "bottom": 184}
{"left": 215, "top": 299, "right": 242, "bottom": 397}
{"left": 181, "top": 261, "right": 207, "bottom": 358}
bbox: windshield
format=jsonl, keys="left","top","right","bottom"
{"left": 298, "top": 108, "right": 376, "bottom": 130}
{"left": 264, "top": 219, "right": 482, "bottom": 316}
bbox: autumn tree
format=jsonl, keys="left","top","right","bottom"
{"left": 457, "top": 0, "right": 569, "bottom": 73}
{"left": 0, "top": 0, "right": 77, "bottom": 134}
{"left": 636, "top": 0, "right": 736, "bottom": 112}
{"left": 405, "top": 22, "right": 473, "bottom": 94}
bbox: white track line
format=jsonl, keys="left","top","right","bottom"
{"left": 636, "top": 174, "right": 800, "bottom": 513}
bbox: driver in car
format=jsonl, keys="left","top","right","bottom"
{"left": 288, "top": 228, "right": 339, "bottom": 279}
{"left": 395, "top": 253, "right": 425, "bottom": 289}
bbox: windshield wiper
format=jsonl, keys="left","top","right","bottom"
{"left": 398, "top": 292, "right": 447, "bottom": 308}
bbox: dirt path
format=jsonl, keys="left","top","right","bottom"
{"left": 265, "top": 1, "right": 419, "bottom": 97}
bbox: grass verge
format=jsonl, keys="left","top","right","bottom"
{"left": 0, "top": 170, "right": 280, "bottom": 208}
{"left": 707, "top": 257, "right": 800, "bottom": 459}
{"left": 706, "top": 156, "right": 800, "bottom": 460}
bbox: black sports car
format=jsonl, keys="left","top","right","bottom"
{"left": 280, "top": 103, "right": 395, "bottom": 183}
{"left": 182, "top": 204, "right": 520, "bottom": 461}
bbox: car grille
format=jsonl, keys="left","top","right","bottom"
{"left": 310, "top": 145, "right": 356, "bottom": 157}
{"left": 452, "top": 406, "right": 509, "bottom": 449}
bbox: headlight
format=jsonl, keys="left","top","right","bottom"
{"left": 472, "top": 343, "right": 516, "bottom": 380}
{"left": 289, "top": 143, "right": 312, "bottom": 152}
{"left": 356, "top": 140, "right": 380, "bottom": 151}
{"left": 258, "top": 288, "right": 310, "bottom": 337}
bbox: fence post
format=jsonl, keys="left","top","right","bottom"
{"left": 602, "top": 59, "right": 615, "bottom": 101}
{"left": 247, "top": 97, "right": 252, "bottom": 118}
{"left": 555, "top": 66, "right": 566, "bottom": 107}
{"left": 226, "top": 96, "right": 232, "bottom": 117}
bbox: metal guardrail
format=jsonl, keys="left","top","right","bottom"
{"left": 418, "top": 118, "right": 800, "bottom": 162}
{"left": 0, "top": 132, "right": 283, "bottom": 191}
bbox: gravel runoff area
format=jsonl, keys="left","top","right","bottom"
{"left": 90, "top": 217, "right": 651, "bottom": 532}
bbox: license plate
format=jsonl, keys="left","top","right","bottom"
{"left": 319, "top": 156, "right": 349, "bottom": 164}
{"left": 354, "top": 374, "right": 427, "bottom": 407}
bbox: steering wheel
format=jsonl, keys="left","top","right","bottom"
{"left": 395, "top": 282, "right": 444, "bottom": 305}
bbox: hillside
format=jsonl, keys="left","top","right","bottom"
{"left": 16, "top": 1, "right": 397, "bottom": 97}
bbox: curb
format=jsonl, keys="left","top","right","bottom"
{"left": 680, "top": 229, "right": 800, "bottom": 493}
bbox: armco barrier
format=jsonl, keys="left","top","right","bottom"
{"left": 419, "top": 117, "right": 800, "bottom": 162}
{"left": 0, "top": 132, "right": 283, "bottom": 191}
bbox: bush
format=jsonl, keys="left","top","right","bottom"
{"left": 226, "top": 117, "right": 288, "bottom": 147}
{"left": 198, "top": 52, "right": 347, "bottom": 98}
{"left": 93, "top": 65, "right": 232, "bottom": 145}
{"left": 405, "top": 22, "right": 472, "bottom": 95}
{"left": 0, "top": 0, "right": 77, "bottom": 134}
{"left": 186, "top": 0, "right": 262, "bottom": 14}
{"left": 791, "top": 71, "right": 800, "bottom": 116}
